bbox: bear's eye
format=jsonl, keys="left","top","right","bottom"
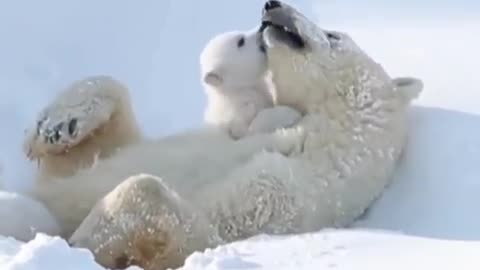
{"left": 237, "top": 37, "right": 245, "bottom": 48}
{"left": 326, "top": 32, "right": 340, "bottom": 41}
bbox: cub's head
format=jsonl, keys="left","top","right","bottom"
{"left": 200, "top": 29, "right": 267, "bottom": 90}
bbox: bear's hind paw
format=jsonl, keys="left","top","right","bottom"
{"left": 36, "top": 116, "right": 79, "bottom": 145}
{"left": 23, "top": 115, "right": 82, "bottom": 160}
{"left": 23, "top": 76, "right": 121, "bottom": 159}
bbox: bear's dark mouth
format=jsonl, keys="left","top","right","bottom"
{"left": 259, "top": 20, "right": 305, "bottom": 49}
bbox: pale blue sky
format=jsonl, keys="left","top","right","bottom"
{"left": 311, "top": 0, "right": 479, "bottom": 24}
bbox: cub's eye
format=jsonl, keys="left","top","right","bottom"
{"left": 237, "top": 37, "right": 245, "bottom": 48}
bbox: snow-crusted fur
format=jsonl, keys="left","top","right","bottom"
{"left": 254, "top": 0, "right": 423, "bottom": 230}
{"left": 23, "top": 75, "right": 142, "bottom": 183}
{"left": 200, "top": 29, "right": 301, "bottom": 139}
{"left": 0, "top": 190, "right": 60, "bottom": 241}
{"left": 70, "top": 174, "right": 215, "bottom": 270}
{"left": 0, "top": 75, "right": 142, "bottom": 242}
{"left": 37, "top": 2, "right": 421, "bottom": 269}
{"left": 36, "top": 123, "right": 293, "bottom": 236}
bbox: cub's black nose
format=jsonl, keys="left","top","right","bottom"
{"left": 264, "top": 0, "right": 282, "bottom": 11}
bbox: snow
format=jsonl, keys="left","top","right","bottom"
{"left": 3, "top": 230, "right": 479, "bottom": 270}
{"left": 0, "top": 191, "right": 60, "bottom": 242}
{"left": 0, "top": 0, "right": 479, "bottom": 269}
{"left": 0, "top": 234, "right": 141, "bottom": 270}
{"left": 181, "top": 230, "right": 480, "bottom": 270}
{"left": 354, "top": 107, "right": 480, "bottom": 240}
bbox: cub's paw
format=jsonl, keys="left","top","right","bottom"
{"left": 248, "top": 105, "right": 302, "bottom": 135}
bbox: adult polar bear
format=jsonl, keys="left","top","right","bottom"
{"left": 35, "top": 2, "right": 420, "bottom": 270}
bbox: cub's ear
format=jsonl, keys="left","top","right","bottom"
{"left": 392, "top": 76, "right": 424, "bottom": 102}
{"left": 203, "top": 71, "right": 223, "bottom": 87}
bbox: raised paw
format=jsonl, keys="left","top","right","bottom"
{"left": 23, "top": 75, "right": 138, "bottom": 160}
{"left": 24, "top": 114, "right": 80, "bottom": 159}
{"left": 69, "top": 174, "right": 215, "bottom": 270}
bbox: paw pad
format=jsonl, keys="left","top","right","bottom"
{"left": 36, "top": 117, "right": 79, "bottom": 145}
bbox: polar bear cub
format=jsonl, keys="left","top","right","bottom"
{"left": 200, "top": 29, "right": 301, "bottom": 139}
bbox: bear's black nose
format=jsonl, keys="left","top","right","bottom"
{"left": 264, "top": 0, "right": 282, "bottom": 11}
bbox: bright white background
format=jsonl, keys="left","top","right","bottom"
{"left": 0, "top": 1, "right": 479, "bottom": 269}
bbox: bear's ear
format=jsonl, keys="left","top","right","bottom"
{"left": 392, "top": 76, "right": 424, "bottom": 102}
{"left": 203, "top": 71, "right": 223, "bottom": 87}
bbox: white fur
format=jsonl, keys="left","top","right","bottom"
{"left": 25, "top": 3, "right": 421, "bottom": 270}
{"left": 248, "top": 105, "right": 302, "bottom": 135}
{"left": 200, "top": 29, "right": 301, "bottom": 139}
{"left": 70, "top": 174, "right": 215, "bottom": 270}
{"left": 0, "top": 191, "right": 60, "bottom": 241}
{"left": 0, "top": 76, "right": 142, "bottom": 242}
{"left": 34, "top": 127, "right": 292, "bottom": 239}
{"left": 23, "top": 75, "right": 142, "bottom": 183}
{"left": 254, "top": 1, "right": 423, "bottom": 233}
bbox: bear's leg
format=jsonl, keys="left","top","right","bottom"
{"left": 199, "top": 151, "right": 319, "bottom": 243}
{"left": 24, "top": 76, "right": 136, "bottom": 160}
{"left": 69, "top": 174, "right": 217, "bottom": 270}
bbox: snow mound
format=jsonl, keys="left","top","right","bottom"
{"left": 2, "top": 230, "right": 479, "bottom": 270}
{"left": 355, "top": 107, "right": 480, "bottom": 240}
{"left": 0, "top": 191, "right": 60, "bottom": 242}
{"left": 0, "top": 234, "right": 141, "bottom": 270}
{"left": 180, "top": 229, "right": 480, "bottom": 270}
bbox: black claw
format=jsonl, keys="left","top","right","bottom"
{"left": 37, "top": 117, "right": 78, "bottom": 145}
{"left": 36, "top": 118, "right": 46, "bottom": 136}
{"left": 53, "top": 122, "right": 64, "bottom": 143}
{"left": 68, "top": 118, "right": 78, "bottom": 136}
{"left": 53, "top": 130, "right": 61, "bottom": 142}
{"left": 48, "top": 134, "right": 55, "bottom": 144}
